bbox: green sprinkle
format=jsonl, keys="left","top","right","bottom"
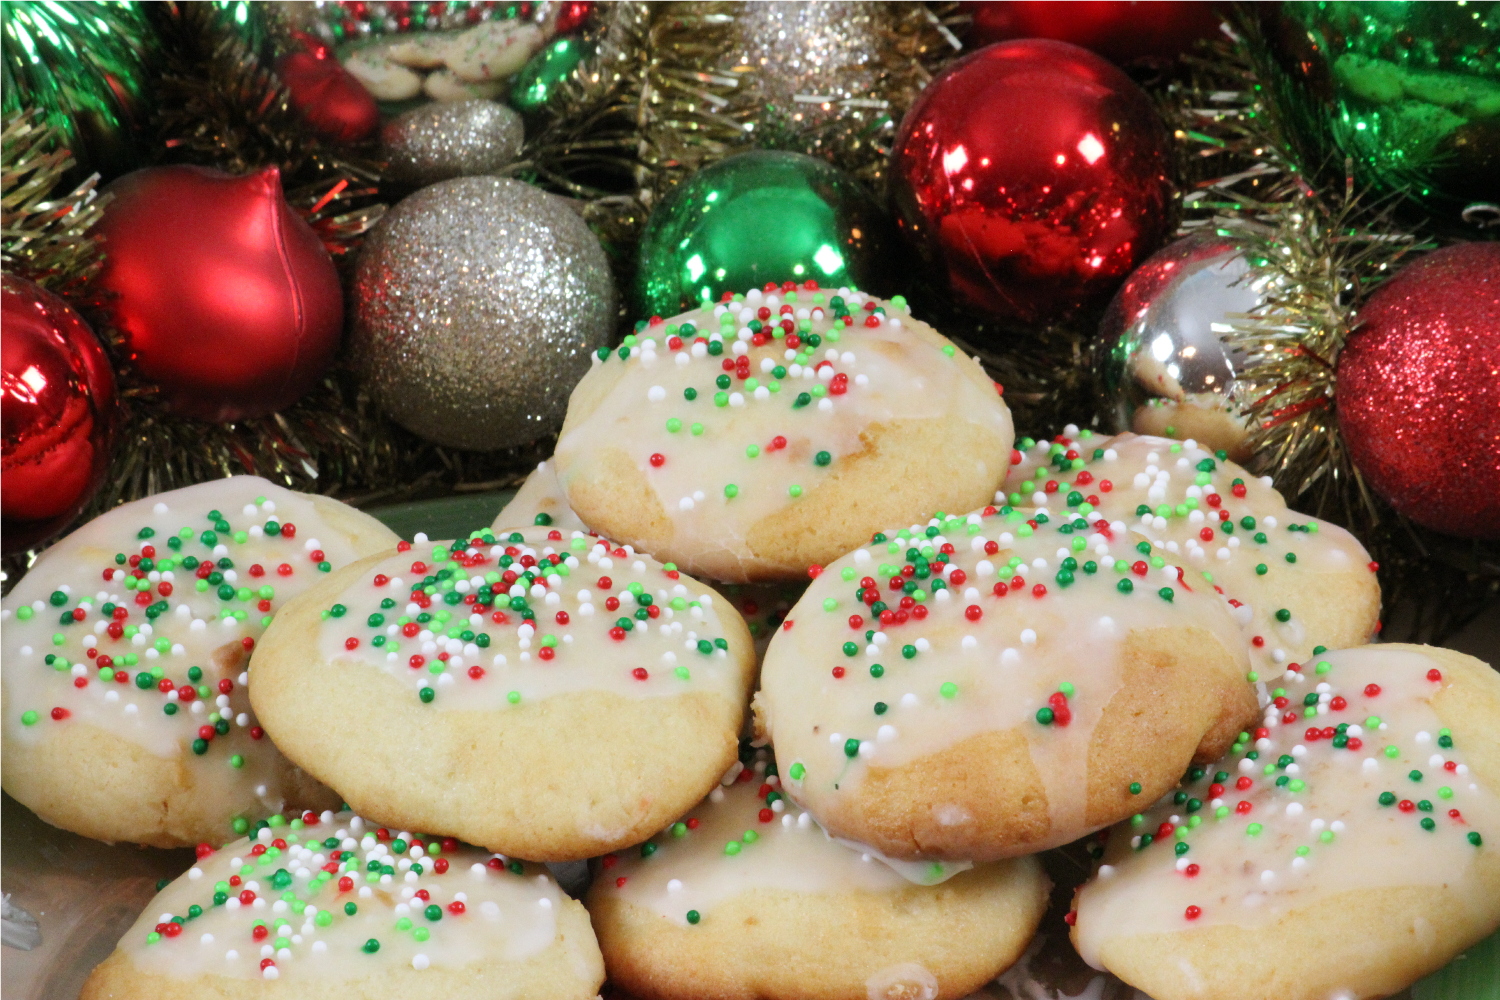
{"left": 939, "top": 682, "right": 957, "bottom": 699}
{"left": 724, "top": 484, "right": 738, "bottom": 498}
{"left": 788, "top": 762, "right": 805, "bottom": 780}
{"left": 1129, "top": 782, "right": 1142, "bottom": 795}
{"left": 686, "top": 910, "right": 701, "bottom": 924}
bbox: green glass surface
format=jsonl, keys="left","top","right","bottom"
{"left": 634, "top": 149, "right": 891, "bottom": 317}
{"left": 1267, "top": 1, "right": 1500, "bottom": 228}
{"left": 510, "top": 35, "right": 590, "bottom": 112}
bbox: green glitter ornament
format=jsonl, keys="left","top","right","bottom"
{"left": 635, "top": 150, "right": 891, "bottom": 316}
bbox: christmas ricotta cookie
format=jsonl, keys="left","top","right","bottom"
{"left": 0, "top": 477, "right": 398, "bottom": 847}
{"left": 586, "top": 752, "right": 1049, "bottom": 1000}
{"left": 1005, "top": 430, "right": 1381, "bottom": 676}
{"left": 1071, "top": 644, "right": 1500, "bottom": 1000}
{"left": 552, "top": 285, "right": 1014, "bottom": 583}
{"left": 491, "top": 460, "right": 589, "bottom": 533}
{"left": 80, "top": 809, "right": 604, "bottom": 1000}
{"left": 250, "top": 528, "right": 756, "bottom": 861}
{"left": 755, "top": 503, "right": 1257, "bottom": 862}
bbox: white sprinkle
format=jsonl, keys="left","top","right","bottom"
{"left": 1020, "top": 629, "right": 1037, "bottom": 646}
{"left": 412, "top": 954, "right": 429, "bottom": 971}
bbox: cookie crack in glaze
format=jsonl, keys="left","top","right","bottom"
{"left": 1, "top": 477, "right": 396, "bottom": 846}
{"left": 1072, "top": 645, "right": 1500, "bottom": 1000}
{"left": 758, "top": 497, "right": 1257, "bottom": 863}
{"left": 553, "top": 285, "right": 1013, "bottom": 582}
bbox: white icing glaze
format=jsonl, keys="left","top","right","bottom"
{"left": 312, "top": 528, "right": 749, "bottom": 710}
{"left": 553, "top": 289, "right": 1012, "bottom": 580}
{"left": 1073, "top": 646, "right": 1500, "bottom": 968}
{"left": 758, "top": 504, "right": 1248, "bottom": 855}
{"left": 491, "top": 460, "right": 588, "bottom": 533}
{"left": 605, "top": 760, "right": 932, "bottom": 928}
{"left": 1003, "top": 431, "right": 1378, "bottom": 674}
{"left": 119, "top": 810, "right": 563, "bottom": 980}
{"left": 1, "top": 478, "right": 394, "bottom": 767}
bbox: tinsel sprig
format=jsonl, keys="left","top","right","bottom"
{"left": 144, "top": 0, "right": 385, "bottom": 257}
{"left": 1162, "top": 14, "right": 1497, "bottom": 641}
{"left": 0, "top": 110, "right": 107, "bottom": 296}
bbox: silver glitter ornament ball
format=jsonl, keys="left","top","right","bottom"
{"left": 1094, "top": 231, "right": 1273, "bottom": 461}
{"left": 351, "top": 176, "right": 615, "bottom": 451}
{"left": 381, "top": 99, "right": 525, "bottom": 187}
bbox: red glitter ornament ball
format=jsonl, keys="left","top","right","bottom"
{"left": 277, "top": 39, "right": 380, "bottom": 143}
{"left": 961, "top": 1, "right": 1225, "bottom": 64}
{"left": 891, "top": 40, "right": 1173, "bottom": 326}
{"left": 1, "top": 275, "right": 117, "bottom": 553}
{"left": 95, "top": 165, "right": 343, "bottom": 422}
{"left": 1336, "top": 243, "right": 1500, "bottom": 539}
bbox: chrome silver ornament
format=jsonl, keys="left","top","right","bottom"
{"left": 1095, "top": 232, "right": 1271, "bottom": 460}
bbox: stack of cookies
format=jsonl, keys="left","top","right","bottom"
{"left": 6, "top": 286, "right": 1497, "bottom": 1000}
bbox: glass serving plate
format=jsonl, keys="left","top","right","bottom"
{"left": 4, "top": 491, "right": 1497, "bottom": 1000}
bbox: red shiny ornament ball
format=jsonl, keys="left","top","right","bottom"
{"left": 891, "top": 40, "right": 1173, "bottom": 326}
{"left": 1, "top": 275, "right": 117, "bottom": 553}
{"left": 552, "top": 0, "right": 594, "bottom": 34}
{"left": 962, "top": 1, "right": 1224, "bottom": 64}
{"left": 277, "top": 48, "right": 380, "bottom": 144}
{"left": 1337, "top": 243, "right": 1500, "bottom": 539}
{"left": 95, "top": 166, "right": 343, "bottom": 422}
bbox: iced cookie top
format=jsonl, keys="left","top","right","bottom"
{"left": 1073, "top": 645, "right": 1500, "bottom": 965}
{"left": 1, "top": 478, "right": 395, "bottom": 773}
{"left": 1004, "top": 430, "right": 1378, "bottom": 673}
{"left": 553, "top": 284, "right": 1012, "bottom": 578}
{"left": 757, "top": 502, "right": 1249, "bottom": 852}
{"left": 119, "top": 809, "right": 567, "bottom": 980}
{"left": 306, "top": 527, "right": 752, "bottom": 709}
{"left": 601, "top": 755, "right": 935, "bottom": 928}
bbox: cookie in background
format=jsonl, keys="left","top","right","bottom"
{"left": 553, "top": 286, "right": 1014, "bottom": 583}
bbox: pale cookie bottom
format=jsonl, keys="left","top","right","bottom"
{"left": 80, "top": 895, "right": 605, "bottom": 1000}
{"left": 0, "top": 721, "right": 336, "bottom": 848}
{"left": 588, "top": 858, "right": 1050, "bottom": 1000}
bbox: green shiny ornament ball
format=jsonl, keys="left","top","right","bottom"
{"left": 635, "top": 150, "right": 891, "bottom": 317}
{"left": 510, "top": 36, "right": 590, "bottom": 112}
{"left": 1265, "top": 1, "right": 1500, "bottom": 231}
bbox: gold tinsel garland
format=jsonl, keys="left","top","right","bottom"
{"left": 0, "top": 111, "right": 108, "bottom": 297}
{"left": 1160, "top": 22, "right": 1498, "bottom": 640}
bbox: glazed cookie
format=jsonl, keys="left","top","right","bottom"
{"left": 250, "top": 528, "right": 756, "bottom": 861}
{"left": 1, "top": 477, "right": 397, "bottom": 847}
{"left": 553, "top": 285, "right": 1014, "bottom": 582}
{"left": 492, "top": 460, "right": 590, "bottom": 533}
{"left": 755, "top": 504, "right": 1257, "bottom": 862}
{"left": 1072, "top": 644, "right": 1500, "bottom": 1000}
{"left": 587, "top": 753, "right": 1049, "bottom": 1000}
{"left": 492, "top": 468, "right": 801, "bottom": 663}
{"left": 1004, "top": 430, "right": 1381, "bottom": 675}
{"left": 80, "top": 809, "right": 604, "bottom": 1000}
